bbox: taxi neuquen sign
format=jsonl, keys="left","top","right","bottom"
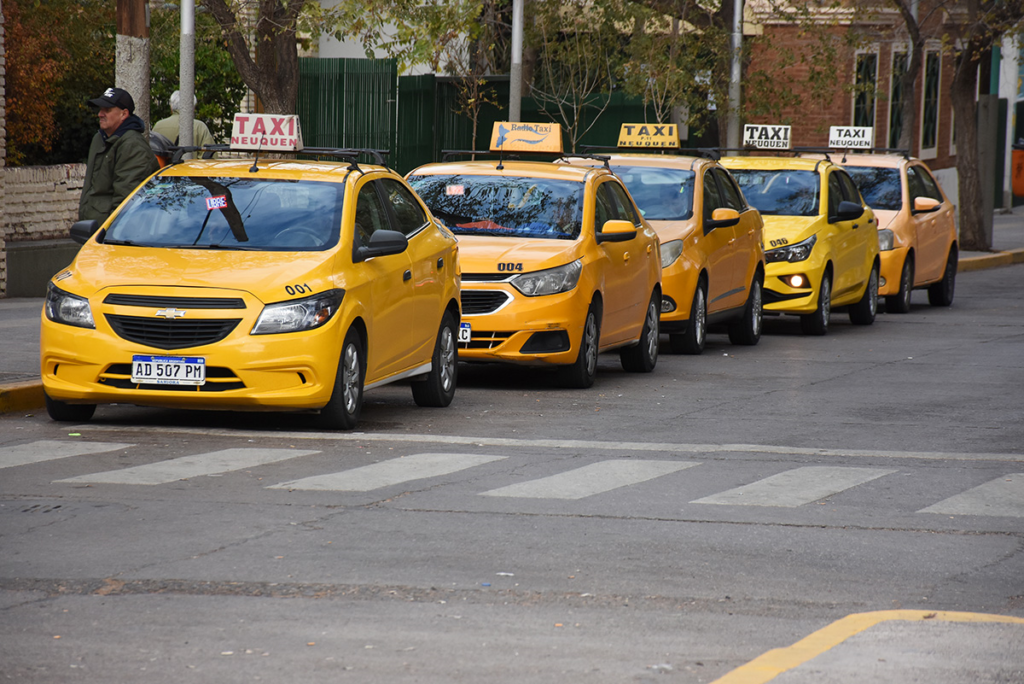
{"left": 230, "top": 114, "right": 304, "bottom": 152}
{"left": 490, "top": 122, "right": 563, "bottom": 154}
{"left": 743, "top": 124, "right": 792, "bottom": 150}
{"left": 618, "top": 123, "right": 680, "bottom": 148}
{"left": 829, "top": 126, "right": 874, "bottom": 149}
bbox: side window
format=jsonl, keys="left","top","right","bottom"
{"left": 827, "top": 173, "right": 843, "bottom": 216}
{"left": 703, "top": 169, "right": 724, "bottom": 219}
{"left": 353, "top": 181, "right": 391, "bottom": 249}
{"left": 906, "top": 166, "right": 928, "bottom": 202}
{"left": 837, "top": 171, "right": 863, "bottom": 205}
{"left": 379, "top": 178, "right": 429, "bottom": 236}
{"left": 914, "top": 165, "right": 944, "bottom": 201}
{"left": 594, "top": 183, "right": 615, "bottom": 232}
{"left": 605, "top": 181, "right": 641, "bottom": 225}
{"left": 714, "top": 168, "right": 745, "bottom": 211}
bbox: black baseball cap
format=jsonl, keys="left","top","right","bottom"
{"left": 88, "top": 87, "right": 135, "bottom": 113}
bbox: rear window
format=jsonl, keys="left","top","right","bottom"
{"left": 105, "top": 176, "right": 344, "bottom": 251}
{"left": 844, "top": 166, "right": 902, "bottom": 211}
{"left": 609, "top": 165, "right": 694, "bottom": 220}
{"left": 728, "top": 169, "right": 820, "bottom": 217}
{"left": 408, "top": 174, "right": 583, "bottom": 240}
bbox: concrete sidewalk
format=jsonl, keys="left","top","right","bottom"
{"left": 2, "top": 208, "right": 1024, "bottom": 414}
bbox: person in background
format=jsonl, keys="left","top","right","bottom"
{"left": 153, "top": 89, "right": 216, "bottom": 149}
{"left": 79, "top": 87, "right": 160, "bottom": 223}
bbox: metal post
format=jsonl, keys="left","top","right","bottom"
{"left": 179, "top": 0, "right": 195, "bottom": 153}
{"left": 726, "top": 0, "right": 743, "bottom": 149}
{"left": 509, "top": 0, "right": 524, "bottom": 123}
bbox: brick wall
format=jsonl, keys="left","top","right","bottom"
{"left": 2, "top": 165, "right": 86, "bottom": 243}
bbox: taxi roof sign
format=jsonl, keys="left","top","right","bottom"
{"left": 490, "top": 122, "right": 563, "bottom": 154}
{"left": 829, "top": 126, "right": 874, "bottom": 150}
{"left": 618, "top": 123, "right": 680, "bottom": 149}
{"left": 230, "top": 114, "right": 304, "bottom": 153}
{"left": 742, "top": 124, "right": 791, "bottom": 150}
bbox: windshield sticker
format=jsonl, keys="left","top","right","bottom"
{"left": 446, "top": 185, "right": 465, "bottom": 196}
{"left": 206, "top": 195, "right": 228, "bottom": 211}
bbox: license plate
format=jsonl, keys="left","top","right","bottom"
{"left": 458, "top": 322, "right": 472, "bottom": 343}
{"left": 131, "top": 355, "right": 206, "bottom": 386}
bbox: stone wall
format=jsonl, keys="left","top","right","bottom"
{"left": 1, "top": 5, "right": 7, "bottom": 296}
{"left": 2, "top": 165, "right": 86, "bottom": 242}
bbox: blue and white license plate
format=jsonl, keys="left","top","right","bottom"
{"left": 458, "top": 322, "right": 472, "bottom": 343}
{"left": 131, "top": 355, "right": 206, "bottom": 386}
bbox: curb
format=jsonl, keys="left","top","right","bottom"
{"left": 0, "top": 380, "right": 45, "bottom": 414}
{"left": 958, "top": 247, "right": 1024, "bottom": 272}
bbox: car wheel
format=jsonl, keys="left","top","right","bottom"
{"left": 317, "top": 327, "right": 364, "bottom": 430}
{"left": 928, "top": 246, "right": 957, "bottom": 307}
{"left": 800, "top": 270, "right": 831, "bottom": 336}
{"left": 558, "top": 302, "right": 600, "bottom": 389}
{"left": 412, "top": 310, "right": 458, "bottom": 408}
{"left": 670, "top": 280, "right": 706, "bottom": 354}
{"left": 885, "top": 256, "right": 913, "bottom": 314}
{"left": 728, "top": 275, "right": 763, "bottom": 346}
{"left": 620, "top": 291, "right": 659, "bottom": 373}
{"left": 44, "top": 394, "right": 96, "bottom": 422}
{"left": 849, "top": 263, "right": 879, "bottom": 325}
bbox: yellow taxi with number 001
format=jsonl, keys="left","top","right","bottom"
{"left": 41, "top": 114, "right": 461, "bottom": 430}
{"left": 720, "top": 154, "right": 881, "bottom": 335}
{"left": 564, "top": 124, "right": 766, "bottom": 354}
{"left": 407, "top": 122, "right": 662, "bottom": 388}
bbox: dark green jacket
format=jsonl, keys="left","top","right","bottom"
{"left": 79, "top": 115, "right": 160, "bottom": 223}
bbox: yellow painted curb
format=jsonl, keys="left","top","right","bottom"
{"left": 0, "top": 380, "right": 45, "bottom": 414}
{"left": 959, "top": 248, "right": 1024, "bottom": 272}
{"left": 710, "top": 610, "right": 1024, "bottom": 684}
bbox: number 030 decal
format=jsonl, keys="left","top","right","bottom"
{"left": 285, "top": 283, "right": 312, "bottom": 296}
{"left": 497, "top": 262, "right": 523, "bottom": 272}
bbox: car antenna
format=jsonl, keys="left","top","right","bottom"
{"left": 250, "top": 137, "right": 264, "bottom": 173}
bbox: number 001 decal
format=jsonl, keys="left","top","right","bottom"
{"left": 285, "top": 283, "right": 312, "bottom": 296}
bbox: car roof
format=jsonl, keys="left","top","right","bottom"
{"left": 409, "top": 160, "right": 602, "bottom": 182}
{"left": 564, "top": 153, "right": 714, "bottom": 172}
{"left": 157, "top": 158, "right": 396, "bottom": 183}
{"left": 720, "top": 156, "right": 832, "bottom": 172}
{"left": 827, "top": 153, "right": 915, "bottom": 169}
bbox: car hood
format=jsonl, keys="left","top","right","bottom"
{"left": 871, "top": 209, "right": 899, "bottom": 231}
{"left": 648, "top": 219, "right": 698, "bottom": 243}
{"left": 760, "top": 215, "right": 826, "bottom": 245}
{"left": 456, "top": 235, "right": 583, "bottom": 273}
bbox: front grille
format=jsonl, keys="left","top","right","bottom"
{"left": 460, "top": 331, "right": 514, "bottom": 350}
{"left": 462, "top": 273, "right": 513, "bottom": 282}
{"left": 103, "top": 294, "right": 246, "bottom": 309}
{"left": 99, "top": 364, "right": 245, "bottom": 392}
{"left": 462, "top": 290, "right": 511, "bottom": 315}
{"left": 106, "top": 315, "right": 241, "bottom": 350}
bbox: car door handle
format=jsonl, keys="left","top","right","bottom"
{"left": 623, "top": 252, "right": 631, "bottom": 263}
{"left": 403, "top": 270, "right": 412, "bottom": 282}
{"left": 437, "top": 257, "right": 444, "bottom": 269}
{"left": 852, "top": 224, "right": 859, "bottom": 229}
{"left": 728, "top": 238, "right": 736, "bottom": 245}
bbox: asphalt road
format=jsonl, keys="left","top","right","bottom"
{"left": 1, "top": 264, "right": 1023, "bottom": 683}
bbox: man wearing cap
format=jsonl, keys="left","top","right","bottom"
{"left": 79, "top": 87, "right": 160, "bottom": 223}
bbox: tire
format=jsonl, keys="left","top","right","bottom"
{"left": 800, "top": 270, "right": 831, "bottom": 336}
{"left": 620, "top": 291, "right": 659, "bottom": 373}
{"left": 728, "top": 275, "right": 763, "bottom": 346}
{"left": 44, "top": 394, "right": 96, "bottom": 422}
{"left": 317, "top": 327, "right": 364, "bottom": 430}
{"left": 884, "top": 256, "right": 913, "bottom": 314}
{"left": 412, "top": 310, "right": 458, "bottom": 407}
{"left": 928, "top": 246, "right": 957, "bottom": 307}
{"left": 849, "top": 263, "right": 879, "bottom": 325}
{"left": 670, "top": 280, "right": 706, "bottom": 354}
{"left": 558, "top": 302, "right": 600, "bottom": 389}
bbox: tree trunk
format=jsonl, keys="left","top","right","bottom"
{"left": 951, "top": 42, "right": 990, "bottom": 252}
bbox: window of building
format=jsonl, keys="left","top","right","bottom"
{"left": 889, "top": 51, "right": 908, "bottom": 149}
{"left": 854, "top": 52, "right": 878, "bottom": 128}
{"left": 921, "top": 50, "right": 941, "bottom": 158}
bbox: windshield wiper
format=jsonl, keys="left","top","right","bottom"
{"left": 103, "top": 238, "right": 140, "bottom": 246}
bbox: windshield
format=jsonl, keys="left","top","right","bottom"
{"left": 610, "top": 165, "right": 694, "bottom": 220}
{"left": 104, "top": 176, "right": 344, "bottom": 251}
{"left": 844, "top": 166, "right": 902, "bottom": 211}
{"left": 408, "top": 174, "right": 583, "bottom": 240}
{"left": 728, "top": 169, "right": 819, "bottom": 217}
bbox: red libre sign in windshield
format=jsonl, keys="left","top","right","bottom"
{"left": 230, "top": 114, "right": 304, "bottom": 152}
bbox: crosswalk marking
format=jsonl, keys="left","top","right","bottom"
{"left": 269, "top": 453, "right": 507, "bottom": 492}
{"left": 0, "top": 440, "right": 134, "bottom": 470}
{"left": 54, "top": 448, "right": 320, "bottom": 485}
{"left": 918, "top": 474, "right": 1024, "bottom": 518}
{"left": 480, "top": 459, "right": 698, "bottom": 500}
{"left": 691, "top": 466, "right": 896, "bottom": 508}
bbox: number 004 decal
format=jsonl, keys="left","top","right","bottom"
{"left": 497, "top": 262, "right": 523, "bottom": 272}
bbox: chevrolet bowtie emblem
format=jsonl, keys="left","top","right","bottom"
{"left": 155, "top": 308, "right": 187, "bottom": 319}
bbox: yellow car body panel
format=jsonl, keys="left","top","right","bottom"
{"left": 41, "top": 159, "right": 460, "bottom": 413}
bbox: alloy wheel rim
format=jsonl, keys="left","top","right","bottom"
{"left": 342, "top": 343, "right": 360, "bottom": 413}
{"left": 695, "top": 289, "right": 706, "bottom": 345}
{"left": 869, "top": 269, "right": 878, "bottom": 316}
{"left": 751, "top": 282, "right": 762, "bottom": 336}
{"left": 821, "top": 278, "right": 831, "bottom": 324}
{"left": 645, "top": 301, "right": 659, "bottom": 361}
{"left": 584, "top": 313, "right": 598, "bottom": 376}
{"left": 439, "top": 327, "right": 455, "bottom": 391}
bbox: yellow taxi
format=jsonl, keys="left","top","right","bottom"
{"left": 41, "top": 114, "right": 461, "bottom": 429}
{"left": 564, "top": 124, "right": 766, "bottom": 354}
{"left": 406, "top": 122, "right": 662, "bottom": 388}
{"left": 837, "top": 153, "right": 957, "bottom": 311}
{"left": 721, "top": 155, "right": 880, "bottom": 335}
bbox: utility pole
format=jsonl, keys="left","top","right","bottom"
{"left": 116, "top": 0, "right": 151, "bottom": 129}
{"left": 726, "top": 0, "right": 743, "bottom": 149}
{"left": 509, "top": 0, "right": 524, "bottom": 122}
{"left": 179, "top": 0, "right": 195, "bottom": 150}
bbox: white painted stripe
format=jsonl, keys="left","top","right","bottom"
{"left": 54, "top": 448, "right": 320, "bottom": 485}
{"left": 269, "top": 453, "right": 506, "bottom": 492}
{"left": 918, "top": 474, "right": 1024, "bottom": 518}
{"left": 0, "top": 440, "right": 134, "bottom": 470}
{"left": 70, "top": 425, "right": 1024, "bottom": 463}
{"left": 480, "top": 460, "right": 698, "bottom": 500}
{"left": 692, "top": 466, "right": 896, "bottom": 508}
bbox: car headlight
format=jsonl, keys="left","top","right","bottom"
{"left": 251, "top": 289, "right": 345, "bottom": 335}
{"left": 511, "top": 259, "right": 582, "bottom": 296}
{"left": 45, "top": 282, "right": 95, "bottom": 329}
{"left": 661, "top": 240, "right": 684, "bottom": 268}
{"left": 765, "top": 234, "right": 817, "bottom": 264}
{"left": 877, "top": 228, "right": 895, "bottom": 251}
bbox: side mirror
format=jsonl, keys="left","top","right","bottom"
{"left": 354, "top": 229, "right": 408, "bottom": 262}
{"left": 833, "top": 200, "right": 864, "bottom": 223}
{"left": 912, "top": 196, "right": 941, "bottom": 214}
{"left": 596, "top": 219, "right": 637, "bottom": 244}
{"left": 706, "top": 207, "right": 740, "bottom": 231}
{"left": 70, "top": 220, "right": 101, "bottom": 245}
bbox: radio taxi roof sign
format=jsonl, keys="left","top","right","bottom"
{"left": 829, "top": 126, "right": 874, "bottom": 150}
{"left": 618, "top": 123, "right": 680, "bottom": 149}
{"left": 742, "top": 124, "right": 791, "bottom": 150}
{"left": 490, "top": 122, "right": 563, "bottom": 154}
{"left": 230, "top": 114, "right": 304, "bottom": 152}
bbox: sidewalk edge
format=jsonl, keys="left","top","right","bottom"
{"left": 0, "top": 380, "right": 45, "bottom": 414}
{"left": 958, "top": 247, "right": 1024, "bottom": 272}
